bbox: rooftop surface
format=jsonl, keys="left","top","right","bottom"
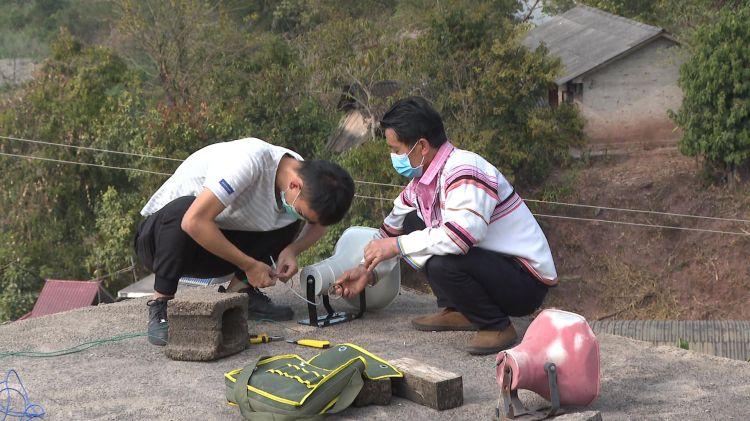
{"left": 1, "top": 286, "right": 749, "bottom": 420}
{"left": 522, "top": 5, "right": 667, "bottom": 84}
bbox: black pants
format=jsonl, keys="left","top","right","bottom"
{"left": 404, "top": 212, "right": 549, "bottom": 331}
{"left": 134, "top": 196, "right": 301, "bottom": 295}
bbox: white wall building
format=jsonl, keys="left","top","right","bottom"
{"left": 523, "top": 6, "right": 685, "bottom": 146}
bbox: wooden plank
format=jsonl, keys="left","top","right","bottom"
{"left": 353, "top": 378, "right": 391, "bottom": 407}
{"left": 390, "top": 357, "right": 463, "bottom": 410}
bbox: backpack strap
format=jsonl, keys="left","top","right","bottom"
{"left": 232, "top": 358, "right": 263, "bottom": 420}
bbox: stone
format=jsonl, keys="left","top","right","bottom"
{"left": 164, "top": 288, "right": 248, "bottom": 361}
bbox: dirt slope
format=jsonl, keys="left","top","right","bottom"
{"left": 537, "top": 146, "right": 750, "bottom": 320}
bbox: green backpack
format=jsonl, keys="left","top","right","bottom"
{"left": 225, "top": 343, "right": 402, "bottom": 420}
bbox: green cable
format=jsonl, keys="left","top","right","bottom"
{"left": 0, "top": 320, "right": 299, "bottom": 360}
{"left": 0, "top": 330, "right": 156, "bottom": 360}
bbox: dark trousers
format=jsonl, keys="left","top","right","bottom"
{"left": 404, "top": 212, "right": 549, "bottom": 330}
{"left": 134, "top": 196, "right": 301, "bottom": 295}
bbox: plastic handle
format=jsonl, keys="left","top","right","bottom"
{"left": 297, "top": 339, "right": 331, "bottom": 349}
{"left": 249, "top": 334, "right": 269, "bottom": 344}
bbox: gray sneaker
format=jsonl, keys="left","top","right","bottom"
{"left": 219, "top": 285, "right": 294, "bottom": 321}
{"left": 146, "top": 298, "right": 170, "bottom": 346}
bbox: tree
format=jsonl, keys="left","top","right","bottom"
{"left": 0, "top": 0, "right": 585, "bottom": 321}
{"left": 669, "top": 6, "right": 750, "bottom": 186}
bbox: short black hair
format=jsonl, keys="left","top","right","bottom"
{"left": 298, "top": 160, "right": 354, "bottom": 226}
{"left": 379, "top": 96, "right": 447, "bottom": 148}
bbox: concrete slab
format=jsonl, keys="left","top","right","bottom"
{"left": 1, "top": 286, "right": 749, "bottom": 420}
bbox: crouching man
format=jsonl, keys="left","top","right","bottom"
{"left": 334, "top": 97, "right": 557, "bottom": 355}
{"left": 134, "top": 138, "right": 354, "bottom": 346}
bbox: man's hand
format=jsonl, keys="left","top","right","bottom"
{"left": 274, "top": 246, "right": 299, "bottom": 282}
{"left": 334, "top": 265, "right": 374, "bottom": 298}
{"left": 363, "top": 237, "right": 399, "bottom": 272}
{"left": 244, "top": 259, "right": 276, "bottom": 288}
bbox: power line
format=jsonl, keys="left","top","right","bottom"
{"left": 1, "top": 134, "right": 402, "bottom": 187}
{"left": 0, "top": 135, "right": 184, "bottom": 162}
{"left": 1, "top": 149, "right": 748, "bottom": 236}
{"left": 352, "top": 192, "right": 749, "bottom": 236}
{"left": 532, "top": 213, "right": 750, "bottom": 237}
{"left": 354, "top": 194, "right": 392, "bottom": 201}
{"left": 3, "top": 137, "right": 750, "bottom": 229}
{"left": 0, "top": 151, "right": 173, "bottom": 176}
{"left": 353, "top": 180, "right": 403, "bottom": 188}
{"left": 525, "top": 198, "right": 750, "bottom": 224}
{"left": 89, "top": 265, "right": 136, "bottom": 282}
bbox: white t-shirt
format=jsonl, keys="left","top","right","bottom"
{"left": 140, "top": 138, "right": 303, "bottom": 231}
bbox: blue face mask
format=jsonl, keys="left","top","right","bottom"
{"left": 281, "top": 189, "right": 306, "bottom": 221}
{"left": 390, "top": 142, "right": 424, "bottom": 179}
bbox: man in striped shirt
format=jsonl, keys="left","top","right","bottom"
{"left": 335, "top": 97, "right": 557, "bottom": 355}
{"left": 135, "top": 138, "right": 354, "bottom": 346}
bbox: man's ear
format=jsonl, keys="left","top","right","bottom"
{"left": 289, "top": 176, "right": 304, "bottom": 192}
{"left": 419, "top": 138, "right": 430, "bottom": 156}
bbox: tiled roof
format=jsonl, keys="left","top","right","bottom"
{"left": 522, "top": 5, "right": 669, "bottom": 84}
{"left": 22, "top": 279, "right": 113, "bottom": 319}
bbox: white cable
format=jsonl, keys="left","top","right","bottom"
{"left": 0, "top": 151, "right": 173, "bottom": 176}
{"left": 0, "top": 135, "right": 184, "bottom": 161}
{"left": 280, "top": 278, "right": 319, "bottom": 306}
{"left": 532, "top": 213, "right": 750, "bottom": 236}
{"left": 0, "top": 136, "right": 750, "bottom": 226}
{"left": 2, "top": 134, "right": 404, "bottom": 187}
{"left": 354, "top": 194, "right": 392, "bottom": 201}
{"left": 353, "top": 179, "right": 403, "bottom": 188}
{"left": 269, "top": 256, "right": 319, "bottom": 306}
{"left": 526, "top": 198, "right": 750, "bottom": 224}
{"left": 89, "top": 265, "right": 135, "bottom": 281}
{"left": 354, "top": 193, "right": 750, "bottom": 236}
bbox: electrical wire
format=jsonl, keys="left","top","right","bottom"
{"left": 0, "top": 369, "right": 45, "bottom": 420}
{"left": 5, "top": 133, "right": 750, "bottom": 223}
{"left": 0, "top": 135, "right": 183, "bottom": 162}
{"left": 354, "top": 194, "right": 392, "bottom": 201}
{"left": 532, "top": 213, "right": 750, "bottom": 236}
{"left": 279, "top": 277, "right": 319, "bottom": 306}
{"left": 2, "top": 137, "right": 750, "bottom": 235}
{"left": 88, "top": 265, "right": 136, "bottom": 282}
{"left": 525, "top": 198, "right": 750, "bottom": 224}
{"left": 0, "top": 151, "right": 173, "bottom": 176}
{"left": 269, "top": 256, "right": 319, "bottom": 305}
{"left": 353, "top": 192, "right": 750, "bottom": 236}
{"left": 0, "top": 331, "right": 149, "bottom": 360}
{"left": 351, "top": 179, "right": 403, "bottom": 188}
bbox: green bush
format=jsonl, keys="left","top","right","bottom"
{"left": 670, "top": 6, "right": 750, "bottom": 186}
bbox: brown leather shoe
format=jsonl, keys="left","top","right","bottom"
{"left": 411, "top": 308, "right": 478, "bottom": 331}
{"left": 466, "top": 325, "right": 518, "bottom": 355}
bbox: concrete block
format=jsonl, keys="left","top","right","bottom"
{"left": 164, "top": 288, "right": 248, "bottom": 361}
{"left": 353, "top": 378, "right": 392, "bottom": 407}
{"left": 390, "top": 357, "right": 462, "bottom": 410}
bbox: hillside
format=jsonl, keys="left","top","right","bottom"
{"left": 538, "top": 146, "right": 750, "bottom": 320}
